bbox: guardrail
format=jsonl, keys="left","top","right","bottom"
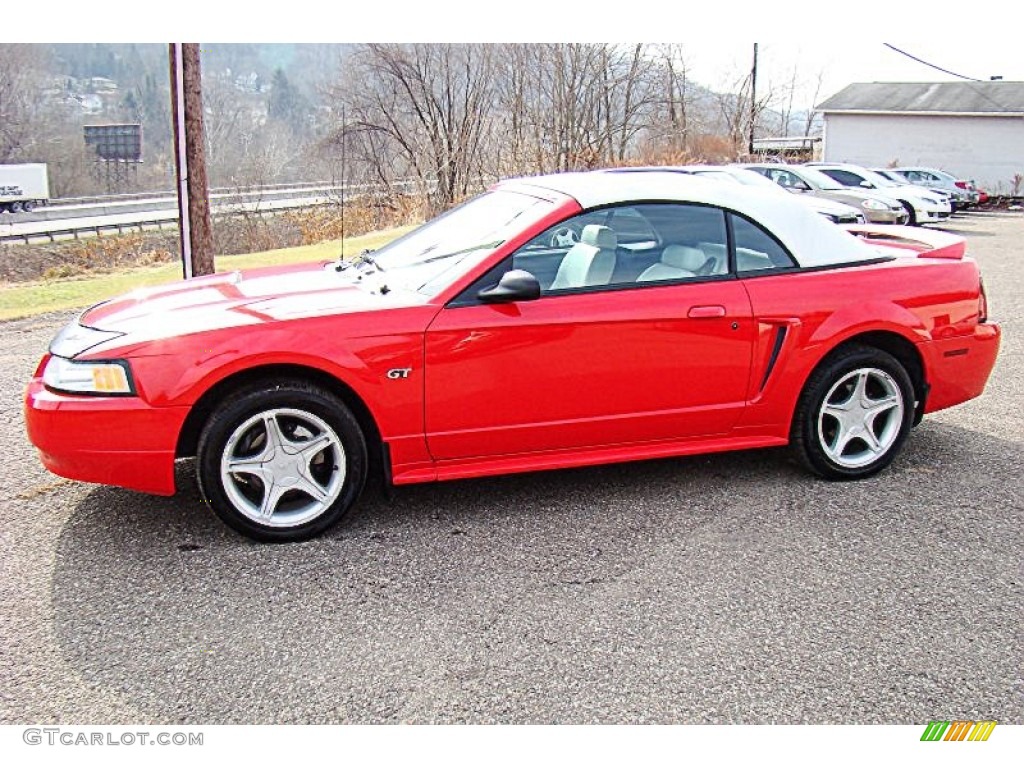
{"left": 0, "top": 178, "right": 440, "bottom": 245}
{"left": 0, "top": 194, "right": 338, "bottom": 245}
{"left": 49, "top": 181, "right": 344, "bottom": 208}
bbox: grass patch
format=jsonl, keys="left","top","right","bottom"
{"left": 0, "top": 227, "right": 413, "bottom": 322}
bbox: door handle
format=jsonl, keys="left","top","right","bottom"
{"left": 687, "top": 305, "right": 726, "bottom": 319}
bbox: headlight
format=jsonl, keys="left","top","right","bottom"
{"left": 42, "top": 356, "right": 135, "bottom": 395}
{"left": 862, "top": 199, "right": 888, "bottom": 211}
{"left": 50, "top": 321, "right": 124, "bottom": 358}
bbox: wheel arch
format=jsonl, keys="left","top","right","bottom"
{"left": 175, "top": 363, "right": 384, "bottom": 468}
{"left": 806, "top": 329, "right": 928, "bottom": 424}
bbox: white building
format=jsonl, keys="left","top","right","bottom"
{"left": 816, "top": 82, "right": 1024, "bottom": 193}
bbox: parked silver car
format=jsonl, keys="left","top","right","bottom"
{"left": 807, "top": 163, "right": 951, "bottom": 226}
{"left": 742, "top": 164, "right": 909, "bottom": 225}
{"left": 879, "top": 167, "right": 980, "bottom": 210}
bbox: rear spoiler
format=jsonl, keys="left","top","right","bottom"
{"left": 841, "top": 224, "right": 966, "bottom": 260}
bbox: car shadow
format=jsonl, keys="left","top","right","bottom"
{"left": 49, "top": 422, "right": 1024, "bottom": 723}
{"left": 932, "top": 223, "right": 996, "bottom": 238}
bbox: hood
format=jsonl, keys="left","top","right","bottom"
{"left": 824, "top": 188, "right": 901, "bottom": 210}
{"left": 78, "top": 261, "right": 426, "bottom": 345}
{"left": 898, "top": 184, "right": 949, "bottom": 202}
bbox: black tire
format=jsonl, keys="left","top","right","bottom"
{"left": 791, "top": 344, "right": 915, "bottom": 480}
{"left": 196, "top": 379, "right": 368, "bottom": 542}
{"left": 900, "top": 200, "right": 917, "bottom": 226}
{"left": 23, "top": 200, "right": 36, "bottom": 212}
{"left": 9, "top": 201, "right": 23, "bottom": 213}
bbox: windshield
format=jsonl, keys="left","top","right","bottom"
{"left": 721, "top": 168, "right": 786, "bottom": 190}
{"left": 362, "top": 189, "right": 558, "bottom": 296}
{"left": 857, "top": 169, "right": 900, "bottom": 188}
{"left": 797, "top": 167, "right": 845, "bottom": 190}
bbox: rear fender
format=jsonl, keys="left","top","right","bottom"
{"left": 807, "top": 302, "right": 928, "bottom": 351}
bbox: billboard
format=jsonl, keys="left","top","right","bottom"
{"left": 84, "top": 124, "right": 143, "bottom": 162}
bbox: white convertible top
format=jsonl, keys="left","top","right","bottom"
{"left": 498, "top": 171, "right": 879, "bottom": 268}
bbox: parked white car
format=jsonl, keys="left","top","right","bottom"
{"left": 878, "top": 167, "right": 980, "bottom": 210}
{"left": 606, "top": 165, "right": 867, "bottom": 224}
{"left": 807, "top": 164, "right": 951, "bottom": 226}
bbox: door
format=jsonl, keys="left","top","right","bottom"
{"left": 423, "top": 203, "right": 756, "bottom": 461}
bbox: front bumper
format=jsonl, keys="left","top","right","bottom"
{"left": 919, "top": 204, "right": 953, "bottom": 223}
{"left": 24, "top": 378, "right": 189, "bottom": 495}
{"left": 864, "top": 208, "right": 910, "bottom": 225}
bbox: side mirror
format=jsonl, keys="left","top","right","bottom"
{"left": 859, "top": 180, "right": 874, "bottom": 189}
{"left": 477, "top": 269, "right": 541, "bottom": 304}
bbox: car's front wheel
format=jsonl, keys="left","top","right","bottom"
{"left": 791, "top": 345, "right": 915, "bottom": 480}
{"left": 196, "top": 379, "right": 367, "bottom": 542}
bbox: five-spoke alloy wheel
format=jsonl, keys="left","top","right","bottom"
{"left": 792, "top": 345, "right": 915, "bottom": 479}
{"left": 197, "top": 380, "right": 367, "bottom": 542}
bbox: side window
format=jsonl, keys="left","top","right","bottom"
{"left": 730, "top": 214, "right": 797, "bottom": 273}
{"left": 605, "top": 207, "right": 657, "bottom": 247}
{"left": 456, "top": 203, "right": 731, "bottom": 302}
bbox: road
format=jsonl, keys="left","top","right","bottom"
{"left": 0, "top": 212, "right": 1020, "bottom": 724}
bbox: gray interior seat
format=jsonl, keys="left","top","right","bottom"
{"left": 636, "top": 244, "right": 704, "bottom": 282}
{"left": 549, "top": 225, "right": 617, "bottom": 290}
{"left": 697, "top": 242, "right": 728, "bottom": 274}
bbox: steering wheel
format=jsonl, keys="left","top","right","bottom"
{"left": 549, "top": 226, "right": 580, "bottom": 248}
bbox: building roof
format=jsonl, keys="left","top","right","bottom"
{"left": 816, "top": 81, "right": 1024, "bottom": 116}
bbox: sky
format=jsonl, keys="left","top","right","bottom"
{"left": 9, "top": 0, "right": 1022, "bottom": 118}
{"left": 687, "top": 40, "right": 1021, "bottom": 113}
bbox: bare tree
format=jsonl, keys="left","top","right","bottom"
{"left": 201, "top": 73, "right": 252, "bottom": 178}
{"left": 802, "top": 68, "right": 826, "bottom": 138}
{"left": 0, "top": 45, "right": 48, "bottom": 162}
{"left": 330, "top": 44, "right": 496, "bottom": 214}
{"left": 657, "top": 44, "right": 693, "bottom": 151}
{"left": 491, "top": 43, "right": 657, "bottom": 174}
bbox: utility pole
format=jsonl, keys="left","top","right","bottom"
{"left": 169, "top": 43, "right": 215, "bottom": 278}
{"left": 748, "top": 43, "right": 758, "bottom": 156}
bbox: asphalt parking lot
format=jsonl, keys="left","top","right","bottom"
{"left": 1, "top": 211, "right": 1021, "bottom": 725}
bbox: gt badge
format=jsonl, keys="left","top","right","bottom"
{"left": 386, "top": 368, "right": 412, "bottom": 380}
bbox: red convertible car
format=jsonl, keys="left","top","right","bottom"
{"left": 25, "top": 172, "right": 1000, "bottom": 541}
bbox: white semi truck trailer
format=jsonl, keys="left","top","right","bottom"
{"left": 0, "top": 164, "right": 50, "bottom": 214}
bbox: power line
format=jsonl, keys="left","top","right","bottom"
{"left": 883, "top": 43, "right": 983, "bottom": 82}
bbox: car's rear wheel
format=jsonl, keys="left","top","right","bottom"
{"left": 196, "top": 379, "right": 367, "bottom": 542}
{"left": 791, "top": 345, "right": 914, "bottom": 480}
